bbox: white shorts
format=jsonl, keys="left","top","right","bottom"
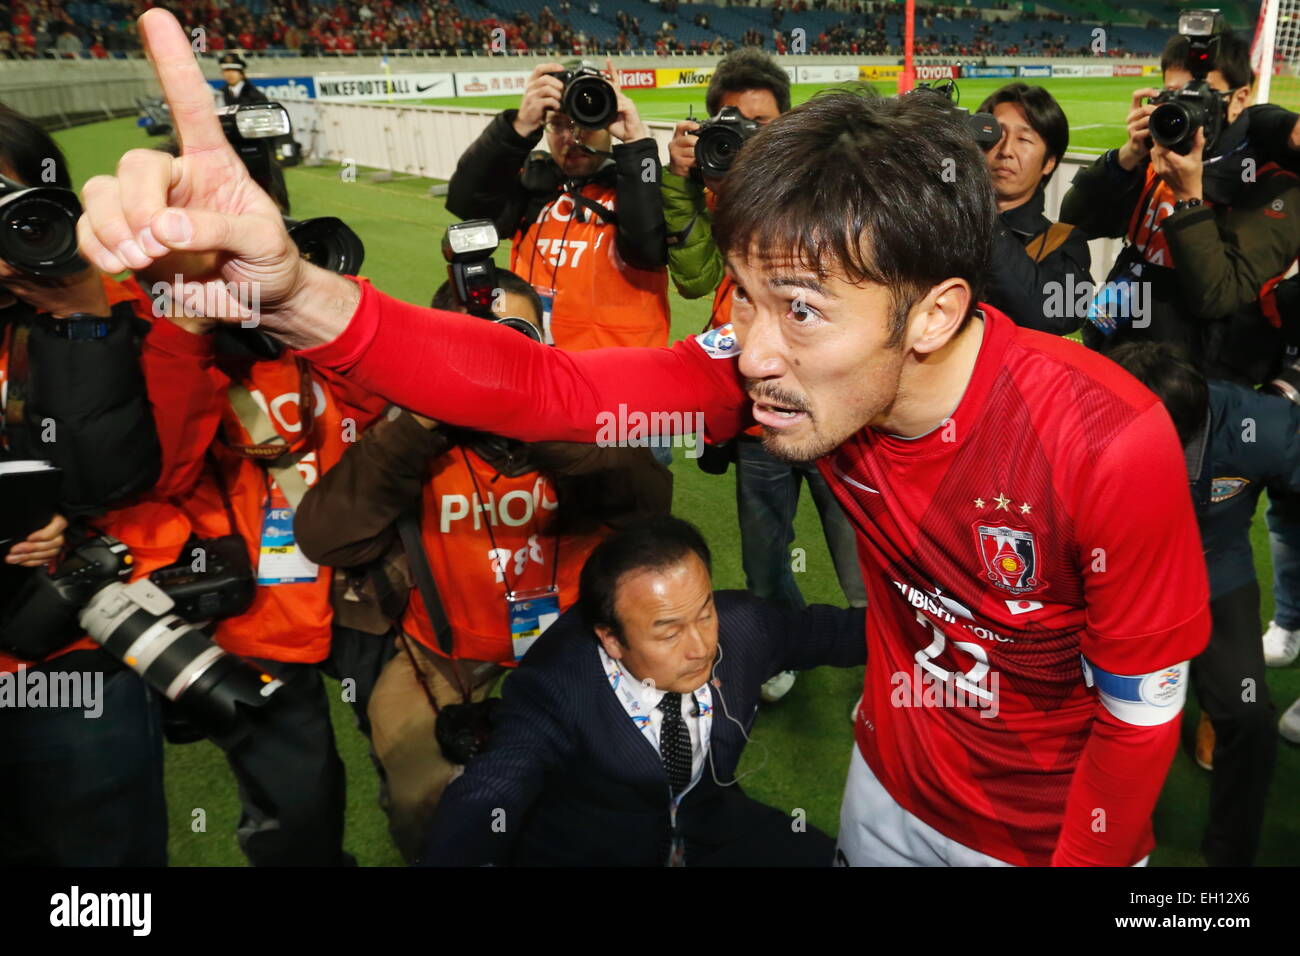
{"left": 833, "top": 746, "right": 1149, "bottom": 867}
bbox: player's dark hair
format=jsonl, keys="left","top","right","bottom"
{"left": 713, "top": 89, "right": 995, "bottom": 347}
{"left": 431, "top": 269, "right": 543, "bottom": 327}
{"left": 1106, "top": 342, "right": 1209, "bottom": 449}
{"left": 0, "top": 102, "right": 72, "bottom": 189}
{"left": 706, "top": 48, "right": 792, "bottom": 117}
{"left": 1162, "top": 29, "right": 1254, "bottom": 90}
{"left": 976, "top": 83, "right": 1069, "bottom": 183}
{"left": 580, "top": 516, "right": 712, "bottom": 645}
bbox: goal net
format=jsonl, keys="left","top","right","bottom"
{"left": 1254, "top": 0, "right": 1300, "bottom": 109}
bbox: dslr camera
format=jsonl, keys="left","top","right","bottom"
{"left": 909, "top": 79, "right": 1002, "bottom": 150}
{"left": 0, "top": 534, "right": 276, "bottom": 749}
{"left": 442, "top": 219, "right": 543, "bottom": 342}
{"left": 219, "top": 104, "right": 361, "bottom": 274}
{"left": 0, "top": 174, "right": 84, "bottom": 278}
{"left": 691, "top": 106, "right": 762, "bottom": 182}
{"left": 1148, "top": 10, "right": 1230, "bottom": 156}
{"left": 546, "top": 65, "right": 619, "bottom": 130}
{"left": 215, "top": 102, "right": 365, "bottom": 358}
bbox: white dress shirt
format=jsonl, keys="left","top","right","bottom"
{"left": 597, "top": 644, "right": 711, "bottom": 790}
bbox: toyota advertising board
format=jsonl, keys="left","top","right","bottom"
{"left": 915, "top": 64, "right": 960, "bottom": 81}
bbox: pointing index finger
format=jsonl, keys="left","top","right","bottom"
{"left": 141, "top": 8, "right": 227, "bottom": 154}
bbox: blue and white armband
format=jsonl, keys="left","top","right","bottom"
{"left": 1080, "top": 657, "right": 1189, "bottom": 726}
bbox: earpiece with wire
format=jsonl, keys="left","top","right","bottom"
{"left": 706, "top": 640, "right": 769, "bottom": 787}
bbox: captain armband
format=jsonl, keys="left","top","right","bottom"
{"left": 1080, "top": 656, "right": 1189, "bottom": 726}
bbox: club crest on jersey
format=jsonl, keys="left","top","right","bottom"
{"left": 976, "top": 524, "right": 1042, "bottom": 595}
{"left": 696, "top": 322, "right": 740, "bottom": 359}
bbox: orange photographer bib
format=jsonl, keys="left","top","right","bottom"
{"left": 401, "top": 447, "right": 604, "bottom": 664}
{"left": 511, "top": 182, "right": 669, "bottom": 351}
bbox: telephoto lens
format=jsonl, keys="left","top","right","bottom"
{"left": 81, "top": 577, "right": 284, "bottom": 750}
{"left": 0, "top": 174, "right": 85, "bottom": 277}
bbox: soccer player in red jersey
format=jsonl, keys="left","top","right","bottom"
{"left": 81, "top": 9, "right": 1211, "bottom": 866}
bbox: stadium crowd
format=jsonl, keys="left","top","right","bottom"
{"left": 2, "top": 7, "right": 1299, "bottom": 870}
{"left": 1, "top": 0, "right": 1167, "bottom": 58}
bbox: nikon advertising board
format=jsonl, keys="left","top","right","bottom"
{"left": 655, "top": 67, "right": 716, "bottom": 88}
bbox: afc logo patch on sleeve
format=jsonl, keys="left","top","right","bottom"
{"left": 696, "top": 322, "right": 740, "bottom": 359}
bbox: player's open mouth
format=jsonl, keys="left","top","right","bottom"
{"left": 752, "top": 401, "right": 809, "bottom": 429}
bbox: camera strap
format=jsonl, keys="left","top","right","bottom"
{"left": 397, "top": 504, "right": 455, "bottom": 657}
{"left": 565, "top": 188, "right": 618, "bottom": 226}
{"left": 225, "top": 360, "right": 316, "bottom": 511}
{"left": 1025, "top": 223, "right": 1076, "bottom": 264}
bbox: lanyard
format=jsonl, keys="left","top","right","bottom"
{"left": 459, "top": 446, "right": 560, "bottom": 595}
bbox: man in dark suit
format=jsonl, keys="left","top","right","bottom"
{"left": 418, "top": 516, "right": 866, "bottom": 866}
{"left": 218, "top": 53, "right": 267, "bottom": 106}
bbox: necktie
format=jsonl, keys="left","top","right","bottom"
{"left": 658, "top": 692, "right": 692, "bottom": 796}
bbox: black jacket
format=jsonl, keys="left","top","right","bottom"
{"left": 1, "top": 301, "right": 160, "bottom": 516}
{"left": 419, "top": 592, "right": 866, "bottom": 866}
{"left": 1060, "top": 113, "right": 1300, "bottom": 386}
{"left": 446, "top": 109, "right": 666, "bottom": 271}
{"left": 221, "top": 82, "right": 268, "bottom": 107}
{"left": 1192, "top": 381, "right": 1300, "bottom": 600}
{"left": 982, "top": 186, "right": 1092, "bottom": 336}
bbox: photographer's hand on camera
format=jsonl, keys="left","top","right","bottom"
{"left": 5, "top": 512, "right": 67, "bottom": 567}
{"left": 1150, "top": 128, "right": 1205, "bottom": 202}
{"left": 511, "top": 63, "right": 567, "bottom": 139}
{"left": 604, "top": 62, "right": 649, "bottom": 144}
{"left": 1117, "top": 87, "right": 1161, "bottom": 172}
{"left": 0, "top": 259, "right": 110, "bottom": 319}
{"left": 668, "top": 120, "right": 701, "bottom": 178}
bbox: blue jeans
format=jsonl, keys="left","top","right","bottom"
{"left": 0, "top": 653, "right": 167, "bottom": 865}
{"left": 1267, "top": 488, "right": 1300, "bottom": 630}
{"left": 734, "top": 437, "right": 867, "bottom": 610}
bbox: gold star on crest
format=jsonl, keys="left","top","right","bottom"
{"left": 974, "top": 497, "right": 985, "bottom": 509}
{"left": 993, "top": 493, "right": 1011, "bottom": 511}
{"left": 1019, "top": 502, "right": 1032, "bottom": 515}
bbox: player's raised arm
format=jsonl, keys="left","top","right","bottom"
{"left": 77, "top": 11, "right": 747, "bottom": 444}
{"left": 78, "top": 8, "right": 317, "bottom": 328}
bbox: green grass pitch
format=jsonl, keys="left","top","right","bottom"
{"left": 418, "top": 76, "right": 1151, "bottom": 154}
{"left": 52, "top": 70, "right": 1300, "bottom": 865}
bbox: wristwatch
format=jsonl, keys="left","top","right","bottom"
{"left": 1172, "top": 197, "right": 1205, "bottom": 213}
{"left": 47, "top": 299, "right": 133, "bottom": 339}
{"left": 48, "top": 313, "right": 115, "bottom": 339}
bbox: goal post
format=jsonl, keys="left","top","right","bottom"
{"left": 1253, "top": 0, "right": 1300, "bottom": 109}
{"left": 900, "top": 0, "right": 916, "bottom": 94}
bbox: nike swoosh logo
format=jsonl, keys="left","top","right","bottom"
{"left": 416, "top": 82, "right": 441, "bottom": 92}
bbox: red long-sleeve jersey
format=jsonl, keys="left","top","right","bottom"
{"left": 299, "top": 277, "right": 1211, "bottom": 865}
